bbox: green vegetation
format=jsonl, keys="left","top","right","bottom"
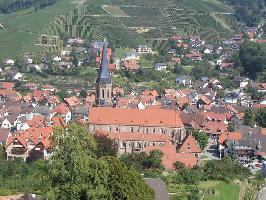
{"left": 220, "top": 0, "right": 266, "bottom": 26}
{"left": 199, "top": 181, "right": 240, "bottom": 200}
{"left": 239, "top": 41, "right": 266, "bottom": 80}
{"left": 244, "top": 109, "right": 255, "bottom": 127}
{"left": 192, "top": 130, "right": 209, "bottom": 150}
{"left": 0, "top": 124, "right": 155, "bottom": 199}
{"left": 0, "top": 0, "right": 74, "bottom": 59}
{"left": 0, "top": 0, "right": 235, "bottom": 59}
{"left": 256, "top": 108, "right": 266, "bottom": 128}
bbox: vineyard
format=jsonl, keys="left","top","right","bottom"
{"left": 0, "top": 0, "right": 236, "bottom": 59}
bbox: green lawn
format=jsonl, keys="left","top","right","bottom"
{"left": 199, "top": 181, "right": 240, "bottom": 200}
{"left": 115, "top": 48, "right": 128, "bottom": 59}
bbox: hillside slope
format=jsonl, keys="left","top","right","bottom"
{"left": 0, "top": 0, "right": 235, "bottom": 59}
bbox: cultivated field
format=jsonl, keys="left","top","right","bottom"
{"left": 0, "top": 0, "right": 236, "bottom": 59}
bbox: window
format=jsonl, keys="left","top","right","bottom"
{"left": 101, "top": 89, "right": 105, "bottom": 98}
{"left": 131, "top": 127, "right": 134, "bottom": 132}
{"left": 107, "top": 89, "right": 110, "bottom": 98}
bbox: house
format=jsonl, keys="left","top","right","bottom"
{"left": 137, "top": 45, "right": 152, "bottom": 54}
{"left": 178, "top": 135, "right": 201, "bottom": 158}
{"left": 10, "top": 71, "right": 23, "bottom": 81}
{"left": 185, "top": 53, "right": 202, "bottom": 61}
{"left": 219, "top": 62, "right": 234, "bottom": 69}
{"left": 154, "top": 63, "right": 167, "bottom": 71}
{"left": 5, "top": 127, "right": 53, "bottom": 161}
{"left": 197, "top": 95, "right": 211, "bottom": 109}
{"left": 234, "top": 76, "right": 249, "bottom": 88}
{"left": 225, "top": 92, "right": 239, "bottom": 104}
{"left": 26, "top": 64, "right": 41, "bottom": 72}
{"left": 0, "top": 128, "right": 10, "bottom": 145}
{"left": 3, "top": 59, "right": 15, "bottom": 66}
{"left": 42, "top": 84, "right": 55, "bottom": 92}
{"left": 24, "top": 83, "right": 38, "bottom": 90}
{"left": 124, "top": 50, "right": 139, "bottom": 60}
{"left": 203, "top": 45, "right": 213, "bottom": 54}
{"left": 123, "top": 59, "right": 139, "bottom": 70}
{"left": 176, "top": 75, "right": 193, "bottom": 86}
{"left": 256, "top": 83, "right": 266, "bottom": 93}
{"left": 145, "top": 143, "right": 199, "bottom": 169}
{"left": 171, "top": 57, "right": 181, "bottom": 64}
{"left": 54, "top": 103, "right": 72, "bottom": 124}
{"left": 64, "top": 96, "right": 80, "bottom": 107}
{"left": 218, "top": 131, "right": 242, "bottom": 158}
{"left": 1, "top": 82, "right": 15, "bottom": 90}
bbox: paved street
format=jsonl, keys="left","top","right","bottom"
{"left": 202, "top": 142, "right": 221, "bottom": 160}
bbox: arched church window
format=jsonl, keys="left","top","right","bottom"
{"left": 102, "top": 89, "right": 105, "bottom": 98}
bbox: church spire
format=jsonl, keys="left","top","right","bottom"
{"left": 97, "top": 41, "right": 111, "bottom": 84}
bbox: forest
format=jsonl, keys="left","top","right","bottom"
{"left": 220, "top": 0, "right": 266, "bottom": 26}
{"left": 0, "top": 0, "right": 59, "bottom": 13}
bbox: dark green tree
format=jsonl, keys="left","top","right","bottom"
{"left": 228, "top": 123, "right": 235, "bottom": 132}
{"left": 239, "top": 41, "right": 266, "bottom": 79}
{"left": 256, "top": 108, "right": 266, "bottom": 127}
{"left": 102, "top": 156, "right": 155, "bottom": 200}
{"left": 45, "top": 124, "right": 109, "bottom": 199}
{"left": 192, "top": 130, "right": 208, "bottom": 150}
{"left": 79, "top": 89, "right": 87, "bottom": 98}
{"left": 244, "top": 109, "right": 254, "bottom": 126}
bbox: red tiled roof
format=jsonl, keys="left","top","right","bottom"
{"left": 123, "top": 59, "right": 139, "bottom": 70}
{"left": 54, "top": 103, "right": 69, "bottom": 115}
{"left": 96, "top": 130, "right": 171, "bottom": 142}
{"left": 218, "top": 131, "right": 242, "bottom": 144}
{"left": 145, "top": 143, "right": 198, "bottom": 169}
{"left": 51, "top": 116, "right": 66, "bottom": 127}
{"left": 179, "top": 135, "right": 201, "bottom": 153}
{"left": 203, "top": 121, "right": 228, "bottom": 135}
{"left": 89, "top": 107, "right": 184, "bottom": 127}
{"left": 202, "top": 112, "right": 226, "bottom": 121}
{"left": 26, "top": 115, "right": 46, "bottom": 128}
{"left": 65, "top": 96, "right": 80, "bottom": 107}
{"left": 198, "top": 95, "right": 211, "bottom": 105}
{"left": 1, "top": 82, "right": 15, "bottom": 90}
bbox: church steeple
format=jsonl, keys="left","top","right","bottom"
{"left": 97, "top": 41, "right": 111, "bottom": 84}
{"left": 96, "top": 41, "right": 112, "bottom": 106}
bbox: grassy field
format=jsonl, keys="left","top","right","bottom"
{"left": 199, "top": 181, "right": 240, "bottom": 200}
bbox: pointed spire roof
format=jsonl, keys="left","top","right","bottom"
{"left": 97, "top": 41, "right": 111, "bottom": 84}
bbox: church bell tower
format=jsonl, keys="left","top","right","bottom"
{"left": 96, "top": 41, "right": 112, "bottom": 106}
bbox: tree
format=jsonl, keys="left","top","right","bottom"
{"left": 192, "top": 130, "right": 208, "bottom": 150}
{"left": 244, "top": 109, "right": 254, "bottom": 126}
{"left": 45, "top": 124, "right": 110, "bottom": 199}
{"left": 45, "top": 123, "right": 154, "bottom": 200}
{"left": 239, "top": 41, "right": 266, "bottom": 79}
{"left": 228, "top": 123, "right": 235, "bottom": 132}
{"left": 256, "top": 108, "right": 266, "bottom": 127}
{"left": 143, "top": 150, "right": 164, "bottom": 170}
{"left": 79, "top": 89, "right": 87, "bottom": 98}
{"left": 101, "top": 156, "right": 155, "bottom": 200}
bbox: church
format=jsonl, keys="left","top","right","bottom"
{"left": 96, "top": 41, "right": 112, "bottom": 107}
